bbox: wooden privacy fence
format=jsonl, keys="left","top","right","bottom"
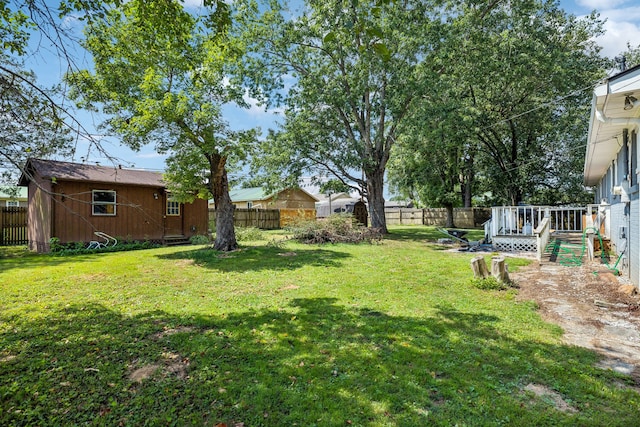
{"left": 209, "top": 208, "right": 280, "bottom": 230}
{"left": 386, "top": 207, "right": 491, "bottom": 228}
{"left": 210, "top": 207, "right": 489, "bottom": 230}
{"left": 210, "top": 208, "right": 316, "bottom": 230}
{"left": 1, "top": 207, "right": 27, "bottom": 246}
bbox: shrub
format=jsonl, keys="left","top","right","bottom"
{"left": 471, "top": 276, "right": 510, "bottom": 291}
{"left": 189, "top": 234, "right": 210, "bottom": 245}
{"left": 288, "top": 214, "right": 382, "bottom": 244}
{"left": 49, "top": 239, "right": 161, "bottom": 256}
{"left": 235, "top": 227, "right": 265, "bottom": 242}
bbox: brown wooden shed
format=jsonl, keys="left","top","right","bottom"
{"left": 18, "top": 159, "right": 209, "bottom": 252}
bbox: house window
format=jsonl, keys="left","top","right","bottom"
{"left": 5, "top": 200, "right": 19, "bottom": 207}
{"left": 92, "top": 190, "right": 116, "bottom": 216}
{"left": 167, "top": 200, "right": 181, "bottom": 216}
{"left": 247, "top": 201, "right": 253, "bottom": 209}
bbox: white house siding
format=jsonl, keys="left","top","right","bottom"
{"left": 631, "top": 197, "right": 639, "bottom": 285}
{"left": 609, "top": 201, "right": 627, "bottom": 276}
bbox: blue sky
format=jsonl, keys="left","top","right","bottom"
{"left": 23, "top": 0, "right": 640, "bottom": 177}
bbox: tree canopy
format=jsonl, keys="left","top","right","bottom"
{"left": 67, "top": 0, "right": 253, "bottom": 251}
{"left": 389, "top": 0, "right": 608, "bottom": 211}
{"left": 238, "top": 0, "right": 451, "bottom": 233}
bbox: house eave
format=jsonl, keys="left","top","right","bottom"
{"left": 584, "top": 65, "right": 640, "bottom": 186}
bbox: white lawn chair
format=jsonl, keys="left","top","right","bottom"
{"left": 88, "top": 231, "right": 118, "bottom": 249}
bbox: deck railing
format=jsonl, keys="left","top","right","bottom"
{"left": 489, "top": 206, "right": 586, "bottom": 238}
{"left": 534, "top": 217, "right": 551, "bottom": 261}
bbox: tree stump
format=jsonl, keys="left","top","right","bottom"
{"left": 491, "top": 256, "right": 509, "bottom": 283}
{"left": 471, "top": 256, "right": 490, "bottom": 279}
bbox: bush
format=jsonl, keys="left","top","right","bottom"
{"left": 49, "top": 239, "right": 161, "bottom": 256}
{"left": 471, "top": 276, "right": 509, "bottom": 291}
{"left": 189, "top": 235, "right": 210, "bottom": 245}
{"left": 288, "top": 214, "right": 382, "bottom": 244}
{"left": 235, "top": 227, "right": 265, "bottom": 242}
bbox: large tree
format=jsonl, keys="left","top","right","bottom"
{"left": 450, "top": 0, "right": 607, "bottom": 205}
{"left": 0, "top": 1, "right": 115, "bottom": 187}
{"left": 239, "top": 0, "right": 448, "bottom": 233}
{"left": 67, "top": 0, "right": 254, "bottom": 251}
{"left": 389, "top": 0, "right": 608, "bottom": 207}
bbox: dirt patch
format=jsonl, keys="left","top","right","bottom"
{"left": 150, "top": 326, "right": 196, "bottom": 340}
{"left": 523, "top": 383, "right": 578, "bottom": 413}
{"left": 128, "top": 351, "right": 191, "bottom": 383}
{"left": 129, "top": 364, "right": 161, "bottom": 383}
{"left": 511, "top": 260, "right": 640, "bottom": 377}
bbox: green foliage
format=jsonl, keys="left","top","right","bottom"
{"left": 390, "top": 0, "right": 608, "bottom": 207}
{"left": 189, "top": 234, "right": 210, "bottom": 245}
{"left": 239, "top": 0, "right": 449, "bottom": 231}
{"left": 318, "top": 179, "right": 352, "bottom": 196}
{"left": 66, "top": 0, "right": 254, "bottom": 251}
{"left": 288, "top": 214, "right": 382, "bottom": 244}
{"left": 234, "top": 226, "right": 265, "bottom": 242}
{"left": 471, "top": 276, "right": 508, "bottom": 291}
{"left": 48, "top": 238, "right": 160, "bottom": 255}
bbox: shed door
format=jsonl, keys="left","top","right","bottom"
{"left": 165, "top": 199, "right": 184, "bottom": 236}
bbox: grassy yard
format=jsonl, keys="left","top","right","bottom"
{"left": 1, "top": 226, "right": 638, "bottom": 426}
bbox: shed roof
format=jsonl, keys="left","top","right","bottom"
{"left": 584, "top": 64, "right": 640, "bottom": 186}
{"left": 229, "top": 187, "right": 271, "bottom": 202}
{"left": 18, "top": 159, "right": 164, "bottom": 188}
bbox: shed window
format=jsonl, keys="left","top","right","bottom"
{"left": 167, "top": 200, "right": 180, "bottom": 216}
{"left": 92, "top": 190, "right": 116, "bottom": 216}
{"left": 5, "top": 200, "right": 19, "bottom": 207}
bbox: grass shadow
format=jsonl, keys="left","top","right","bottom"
{"left": 2, "top": 300, "right": 638, "bottom": 426}
{"left": 0, "top": 245, "right": 104, "bottom": 273}
{"left": 157, "top": 244, "right": 352, "bottom": 273}
{"left": 385, "top": 226, "right": 485, "bottom": 244}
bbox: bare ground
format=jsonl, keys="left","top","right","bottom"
{"left": 510, "top": 258, "right": 640, "bottom": 378}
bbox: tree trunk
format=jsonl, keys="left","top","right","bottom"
{"left": 444, "top": 203, "right": 455, "bottom": 228}
{"left": 209, "top": 154, "right": 238, "bottom": 252}
{"left": 462, "top": 153, "right": 474, "bottom": 208}
{"left": 366, "top": 169, "right": 388, "bottom": 233}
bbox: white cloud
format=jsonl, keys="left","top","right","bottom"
{"left": 604, "top": 6, "right": 640, "bottom": 22}
{"left": 569, "top": 0, "right": 640, "bottom": 58}
{"left": 597, "top": 19, "right": 640, "bottom": 57}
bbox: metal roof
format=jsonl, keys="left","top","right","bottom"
{"left": 229, "top": 186, "right": 320, "bottom": 203}
{"left": 18, "top": 159, "right": 165, "bottom": 188}
{"left": 229, "top": 187, "right": 272, "bottom": 202}
{"left": 584, "top": 65, "right": 640, "bottom": 186}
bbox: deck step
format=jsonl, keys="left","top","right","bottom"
{"left": 163, "top": 235, "right": 190, "bottom": 246}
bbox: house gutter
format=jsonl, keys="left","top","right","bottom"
{"left": 594, "top": 108, "right": 640, "bottom": 129}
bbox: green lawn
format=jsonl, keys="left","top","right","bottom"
{"left": 1, "top": 226, "right": 638, "bottom": 426}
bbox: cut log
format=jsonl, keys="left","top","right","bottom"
{"left": 471, "top": 256, "right": 490, "bottom": 279}
{"left": 491, "top": 256, "right": 510, "bottom": 283}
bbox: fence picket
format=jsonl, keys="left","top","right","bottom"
{"left": 1, "top": 207, "right": 28, "bottom": 246}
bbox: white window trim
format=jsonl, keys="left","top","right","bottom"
{"left": 5, "top": 200, "right": 19, "bottom": 207}
{"left": 92, "top": 190, "right": 117, "bottom": 216}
